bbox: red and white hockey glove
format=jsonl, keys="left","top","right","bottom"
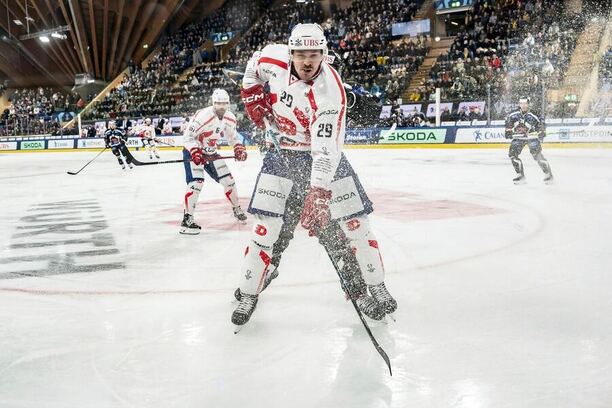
{"left": 300, "top": 187, "right": 333, "bottom": 236}
{"left": 190, "top": 147, "right": 204, "bottom": 165}
{"left": 233, "top": 143, "right": 247, "bottom": 161}
{"left": 241, "top": 84, "right": 272, "bottom": 129}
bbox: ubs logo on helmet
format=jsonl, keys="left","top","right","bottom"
{"left": 304, "top": 39, "right": 321, "bottom": 47}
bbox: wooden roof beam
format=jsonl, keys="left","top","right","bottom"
{"left": 87, "top": 0, "right": 101, "bottom": 77}
{"left": 108, "top": 0, "right": 125, "bottom": 78}
{"left": 65, "top": 0, "right": 95, "bottom": 75}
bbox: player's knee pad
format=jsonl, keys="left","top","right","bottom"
{"left": 249, "top": 215, "right": 283, "bottom": 250}
{"left": 241, "top": 215, "right": 284, "bottom": 294}
{"left": 188, "top": 179, "right": 203, "bottom": 192}
{"left": 219, "top": 175, "right": 235, "bottom": 189}
{"left": 510, "top": 157, "right": 523, "bottom": 172}
{"left": 340, "top": 216, "right": 372, "bottom": 241}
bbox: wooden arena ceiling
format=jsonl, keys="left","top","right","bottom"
{"left": 0, "top": 0, "right": 224, "bottom": 88}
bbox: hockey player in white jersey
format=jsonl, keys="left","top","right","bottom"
{"left": 180, "top": 88, "right": 248, "bottom": 234}
{"left": 232, "top": 24, "right": 396, "bottom": 327}
{"left": 135, "top": 118, "right": 160, "bottom": 159}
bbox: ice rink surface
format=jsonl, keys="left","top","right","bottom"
{"left": 1, "top": 146, "right": 611, "bottom": 408}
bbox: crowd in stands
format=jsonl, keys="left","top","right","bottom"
{"left": 323, "top": 0, "right": 424, "bottom": 103}
{"left": 84, "top": 0, "right": 273, "bottom": 121}
{"left": 413, "top": 0, "right": 582, "bottom": 120}
{"left": 1, "top": 87, "right": 86, "bottom": 136}
{"left": 86, "top": 0, "right": 427, "bottom": 127}
{"left": 5, "top": 0, "right": 602, "bottom": 136}
{"left": 600, "top": 47, "right": 612, "bottom": 92}
{"left": 226, "top": 1, "right": 325, "bottom": 66}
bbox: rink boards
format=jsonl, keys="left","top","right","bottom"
{"left": 1, "top": 123, "right": 611, "bottom": 152}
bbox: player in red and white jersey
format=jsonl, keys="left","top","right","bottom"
{"left": 134, "top": 118, "right": 160, "bottom": 159}
{"left": 180, "top": 88, "right": 248, "bottom": 235}
{"left": 231, "top": 24, "right": 396, "bottom": 328}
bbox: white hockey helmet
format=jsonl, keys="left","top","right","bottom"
{"left": 212, "top": 88, "right": 230, "bottom": 104}
{"left": 108, "top": 120, "right": 116, "bottom": 128}
{"left": 144, "top": 117, "right": 152, "bottom": 125}
{"left": 288, "top": 23, "right": 328, "bottom": 57}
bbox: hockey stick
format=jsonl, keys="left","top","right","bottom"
{"left": 379, "top": 123, "right": 397, "bottom": 141}
{"left": 222, "top": 67, "right": 245, "bottom": 86}
{"left": 263, "top": 117, "right": 283, "bottom": 152}
{"left": 153, "top": 138, "right": 175, "bottom": 147}
{"left": 512, "top": 133, "right": 541, "bottom": 140}
{"left": 324, "top": 248, "right": 393, "bottom": 376}
{"left": 130, "top": 154, "right": 235, "bottom": 166}
{"left": 67, "top": 147, "right": 108, "bottom": 175}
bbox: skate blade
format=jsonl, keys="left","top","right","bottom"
{"left": 513, "top": 179, "right": 527, "bottom": 185}
{"left": 179, "top": 228, "right": 201, "bottom": 235}
{"left": 234, "top": 324, "right": 247, "bottom": 334}
{"left": 544, "top": 179, "right": 554, "bottom": 185}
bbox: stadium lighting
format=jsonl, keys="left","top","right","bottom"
{"left": 39, "top": 35, "right": 50, "bottom": 43}
{"left": 13, "top": 19, "right": 23, "bottom": 26}
{"left": 20, "top": 25, "right": 70, "bottom": 41}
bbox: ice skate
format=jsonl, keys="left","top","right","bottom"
{"left": 179, "top": 213, "right": 201, "bottom": 235}
{"left": 232, "top": 206, "right": 247, "bottom": 224}
{"left": 369, "top": 282, "right": 397, "bottom": 315}
{"left": 355, "top": 294, "right": 385, "bottom": 321}
{"left": 543, "top": 173, "right": 554, "bottom": 185}
{"left": 232, "top": 293, "right": 258, "bottom": 332}
{"left": 513, "top": 174, "right": 526, "bottom": 185}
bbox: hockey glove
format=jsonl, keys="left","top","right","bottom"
{"left": 300, "top": 187, "right": 333, "bottom": 236}
{"left": 190, "top": 147, "right": 204, "bottom": 165}
{"left": 241, "top": 84, "right": 272, "bottom": 129}
{"left": 233, "top": 143, "right": 247, "bottom": 161}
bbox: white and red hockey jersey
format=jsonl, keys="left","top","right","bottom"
{"left": 243, "top": 44, "right": 347, "bottom": 188}
{"left": 133, "top": 123, "right": 156, "bottom": 140}
{"left": 183, "top": 106, "right": 239, "bottom": 151}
